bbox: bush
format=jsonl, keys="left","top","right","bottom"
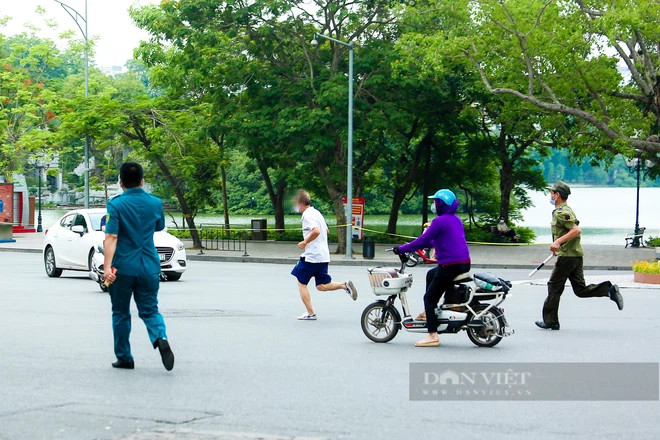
{"left": 168, "top": 229, "right": 191, "bottom": 240}
{"left": 168, "top": 224, "right": 536, "bottom": 245}
{"left": 645, "top": 236, "right": 660, "bottom": 247}
{"left": 516, "top": 227, "right": 537, "bottom": 243}
{"left": 464, "top": 225, "right": 536, "bottom": 244}
{"left": 633, "top": 260, "right": 660, "bottom": 274}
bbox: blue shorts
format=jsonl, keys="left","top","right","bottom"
{"left": 291, "top": 258, "right": 332, "bottom": 286}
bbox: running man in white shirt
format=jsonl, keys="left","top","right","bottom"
{"left": 291, "top": 190, "right": 357, "bottom": 320}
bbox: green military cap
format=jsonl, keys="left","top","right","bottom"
{"left": 550, "top": 180, "right": 571, "bottom": 198}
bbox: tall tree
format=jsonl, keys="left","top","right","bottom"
{"left": 130, "top": 0, "right": 404, "bottom": 252}
{"left": 0, "top": 32, "right": 63, "bottom": 175}
{"left": 408, "top": 0, "right": 660, "bottom": 168}
{"left": 57, "top": 73, "right": 222, "bottom": 248}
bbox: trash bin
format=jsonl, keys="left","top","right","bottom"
{"left": 251, "top": 219, "right": 268, "bottom": 241}
{"left": 363, "top": 235, "right": 375, "bottom": 259}
{"left": 0, "top": 223, "right": 14, "bottom": 243}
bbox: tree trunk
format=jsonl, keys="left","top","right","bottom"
{"left": 221, "top": 165, "right": 230, "bottom": 228}
{"left": 316, "top": 161, "right": 347, "bottom": 255}
{"left": 330, "top": 193, "right": 348, "bottom": 255}
{"left": 211, "top": 133, "right": 230, "bottom": 228}
{"left": 421, "top": 143, "right": 432, "bottom": 228}
{"left": 386, "top": 187, "right": 408, "bottom": 235}
{"left": 385, "top": 133, "right": 429, "bottom": 234}
{"left": 123, "top": 122, "right": 202, "bottom": 249}
{"left": 257, "top": 160, "right": 287, "bottom": 232}
{"left": 499, "top": 160, "right": 515, "bottom": 222}
{"left": 274, "top": 180, "right": 286, "bottom": 232}
{"left": 152, "top": 155, "right": 202, "bottom": 248}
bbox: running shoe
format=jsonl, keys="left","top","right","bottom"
{"left": 345, "top": 281, "right": 358, "bottom": 301}
{"left": 297, "top": 313, "right": 317, "bottom": 320}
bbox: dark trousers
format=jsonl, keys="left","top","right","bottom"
{"left": 109, "top": 271, "right": 168, "bottom": 361}
{"left": 543, "top": 256, "right": 611, "bottom": 325}
{"left": 502, "top": 230, "right": 516, "bottom": 239}
{"left": 425, "top": 264, "right": 471, "bottom": 333}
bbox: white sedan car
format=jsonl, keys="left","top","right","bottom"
{"left": 43, "top": 208, "right": 187, "bottom": 281}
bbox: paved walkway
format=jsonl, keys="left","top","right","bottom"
{"left": 2, "top": 232, "right": 657, "bottom": 271}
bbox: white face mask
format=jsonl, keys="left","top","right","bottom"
{"left": 294, "top": 205, "right": 301, "bottom": 214}
{"left": 430, "top": 203, "right": 437, "bottom": 215}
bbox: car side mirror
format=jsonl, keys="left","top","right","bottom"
{"left": 71, "top": 225, "right": 85, "bottom": 235}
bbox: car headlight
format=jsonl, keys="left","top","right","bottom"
{"left": 176, "top": 242, "right": 184, "bottom": 251}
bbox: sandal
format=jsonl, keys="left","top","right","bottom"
{"left": 415, "top": 339, "right": 441, "bottom": 347}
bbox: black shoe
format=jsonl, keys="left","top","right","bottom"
{"left": 535, "top": 320, "right": 560, "bottom": 330}
{"left": 154, "top": 338, "right": 175, "bottom": 371}
{"left": 112, "top": 359, "right": 135, "bottom": 369}
{"left": 609, "top": 284, "right": 624, "bottom": 310}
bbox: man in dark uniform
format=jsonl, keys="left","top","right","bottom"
{"left": 104, "top": 162, "right": 174, "bottom": 370}
{"left": 535, "top": 181, "right": 624, "bottom": 330}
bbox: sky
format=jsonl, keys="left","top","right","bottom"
{"left": 0, "top": 0, "right": 159, "bottom": 67}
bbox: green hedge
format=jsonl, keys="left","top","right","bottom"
{"left": 169, "top": 224, "right": 536, "bottom": 244}
{"left": 646, "top": 236, "right": 660, "bottom": 247}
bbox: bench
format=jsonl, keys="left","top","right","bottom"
{"left": 490, "top": 226, "right": 503, "bottom": 239}
{"left": 491, "top": 225, "right": 517, "bottom": 242}
{"left": 625, "top": 227, "right": 646, "bottom": 248}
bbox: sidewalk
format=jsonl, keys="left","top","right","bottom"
{"left": 1, "top": 232, "right": 656, "bottom": 270}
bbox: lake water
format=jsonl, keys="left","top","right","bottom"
{"left": 520, "top": 187, "right": 660, "bottom": 245}
{"left": 39, "top": 187, "right": 660, "bottom": 245}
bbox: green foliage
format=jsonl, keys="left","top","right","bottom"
{"left": 646, "top": 236, "right": 660, "bottom": 248}
{"left": 400, "top": 0, "right": 660, "bottom": 169}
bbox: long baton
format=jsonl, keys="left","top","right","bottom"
{"left": 528, "top": 254, "right": 554, "bottom": 277}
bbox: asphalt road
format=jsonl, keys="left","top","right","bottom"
{"left": 1, "top": 253, "right": 659, "bottom": 440}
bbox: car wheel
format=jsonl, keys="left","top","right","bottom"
{"left": 164, "top": 272, "right": 182, "bottom": 281}
{"left": 45, "top": 247, "right": 63, "bottom": 278}
{"left": 88, "top": 249, "right": 95, "bottom": 271}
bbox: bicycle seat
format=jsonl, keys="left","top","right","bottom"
{"left": 453, "top": 273, "right": 472, "bottom": 284}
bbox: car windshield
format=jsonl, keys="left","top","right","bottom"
{"left": 89, "top": 212, "right": 107, "bottom": 231}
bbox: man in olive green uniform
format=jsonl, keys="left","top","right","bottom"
{"left": 535, "top": 181, "right": 624, "bottom": 330}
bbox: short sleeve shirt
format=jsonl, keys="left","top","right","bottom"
{"left": 105, "top": 188, "right": 166, "bottom": 276}
{"left": 551, "top": 203, "right": 583, "bottom": 257}
{"left": 300, "top": 207, "right": 330, "bottom": 263}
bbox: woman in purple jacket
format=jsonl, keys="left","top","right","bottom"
{"left": 394, "top": 189, "right": 471, "bottom": 347}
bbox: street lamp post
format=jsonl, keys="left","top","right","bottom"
{"left": 311, "top": 33, "right": 354, "bottom": 259}
{"left": 28, "top": 152, "right": 50, "bottom": 233}
{"left": 625, "top": 153, "right": 655, "bottom": 247}
{"left": 55, "top": 0, "right": 90, "bottom": 209}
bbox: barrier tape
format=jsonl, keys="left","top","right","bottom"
{"left": 180, "top": 223, "right": 550, "bottom": 246}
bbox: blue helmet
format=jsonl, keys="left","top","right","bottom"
{"left": 429, "top": 189, "right": 456, "bottom": 206}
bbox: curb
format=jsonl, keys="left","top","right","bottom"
{"left": 0, "top": 247, "right": 634, "bottom": 271}
{"left": 186, "top": 254, "right": 632, "bottom": 271}
{"left": 0, "top": 248, "right": 41, "bottom": 254}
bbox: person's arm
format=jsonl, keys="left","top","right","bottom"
{"left": 298, "top": 227, "right": 321, "bottom": 250}
{"left": 551, "top": 224, "right": 581, "bottom": 253}
{"left": 103, "top": 202, "right": 120, "bottom": 284}
{"left": 399, "top": 219, "right": 440, "bottom": 253}
{"left": 156, "top": 201, "right": 165, "bottom": 232}
{"left": 104, "top": 234, "right": 118, "bottom": 284}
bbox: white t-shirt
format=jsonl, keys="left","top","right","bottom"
{"left": 301, "top": 206, "right": 331, "bottom": 263}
